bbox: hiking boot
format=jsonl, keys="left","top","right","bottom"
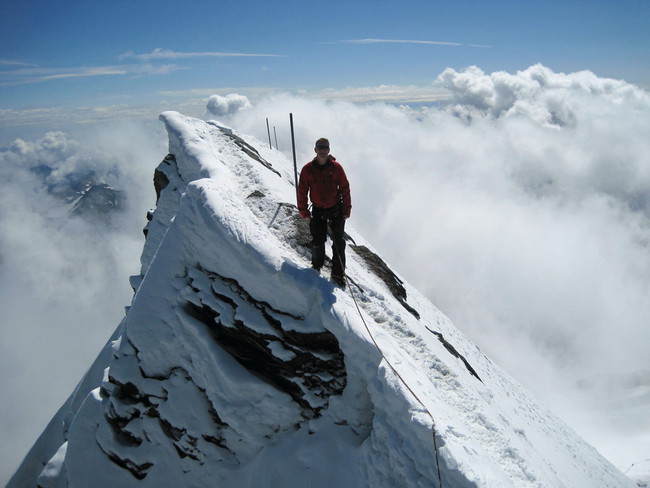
{"left": 331, "top": 272, "right": 345, "bottom": 288}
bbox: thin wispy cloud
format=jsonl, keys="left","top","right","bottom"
{"left": 119, "top": 48, "right": 287, "bottom": 61}
{"left": 306, "top": 84, "right": 450, "bottom": 103}
{"left": 0, "top": 66, "right": 125, "bottom": 86}
{"left": 343, "top": 38, "right": 492, "bottom": 48}
{"left": 0, "top": 64, "right": 186, "bottom": 87}
{"left": 157, "top": 85, "right": 277, "bottom": 99}
{"left": 0, "top": 59, "right": 38, "bottom": 67}
{"left": 30, "top": 66, "right": 129, "bottom": 81}
{"left": 0, "top": 47, "right": 285, "bottom": 87}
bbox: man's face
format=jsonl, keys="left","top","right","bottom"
{"left": 315, "top": 144, "right": 330, "bottom": 163}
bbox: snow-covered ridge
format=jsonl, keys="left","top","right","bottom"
{"left": 9, "top": 111, "right": 635, "bottom": 487}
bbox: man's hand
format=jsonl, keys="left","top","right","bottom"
{"left": 299, "top": 209, "right": 311, "bottom": 219}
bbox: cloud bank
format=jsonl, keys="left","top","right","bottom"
{"left": 214, "top": 64, "right": 650, "bottom": 468}
{"left": 0, "top": 123, "right": 164, "bottom": 485}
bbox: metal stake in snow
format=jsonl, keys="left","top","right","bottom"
{"left": 266, "top": 118, "right": 272, "bottom": 149}
{"left": 290, "top": 113, "right": 298, "bottom": 202}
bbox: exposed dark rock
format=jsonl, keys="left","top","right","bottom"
{"left": 105, "top": 406, "right": 144, "bottom": 447}
{"left": 159, "top": 418, "right": 185, "bottom": 442}
{"left": 69, "top": 183, "right": 124, "bottom": 222}
{"left": 351, "top": 245, "right": 420, "bottom": 319}
{"left": 246, "top": 190, "right": 265, "bottom": 199}
{"left": 107, "top": 377, "right": 158, "bottom": 407}
{"left": 153, "top": 154, "right": 174, "bottom": 203}
{"left": 293, "top": 216, "right": 313, "bottom": 249}
{"left": 100, "top": 358, "right": 236, "bottom": 478}
{"left": 98, "top": 444, "right": 153, "bottom": 480}
{"left": 428, "top": 329, "right": 482, "bottom": 383}
{"left": 102, "top": 378, "right": 154, "bottom": 449}
{"left": 183, "top": 266, "right": 346, "bottom": 419}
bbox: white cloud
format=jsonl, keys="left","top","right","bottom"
{"left": 303, "top": 84, "right": 449, "bottom": 103}
{"left": 130, "top": 63, "right": 187, "bottom": 76}
{"left": 206, "top": 93, "right": 252, "bottom": 116}
{"left": 345, "top": 38, "right": 463, "bottom": 46}
{"left": 221, "top": 66, "right": 650, "bottom": 467}
{"left": 0, "top": 59, "right": 38, "bottom": 67}
{"left": 0, "top": 124, "right": 164, "bottom": 485}
{"left": 119, "top": 48, "right": 286, "bottom": 61}
{"left": 435, "top": 64, "right": 650, "bottom": 125}
{"left": 343, "top": 38, "right": 492, "bottom": 48}
{"left": 0, "top": 65, "right": 128, "bottom": 86}
{"left": 0, "top": 63, "right": 189, "bottom": 87}
{"left": 0, "top": 102, "right": 200, "bottom": 133}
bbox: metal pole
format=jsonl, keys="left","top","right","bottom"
{"left": 273, "top": 126, "right": 278, "bottom": 150}
{"left": 266, "top": 118, "right": 272, "bottom": 149}
{"left": 290, "top": 113, "right": 298, "bottom": 202}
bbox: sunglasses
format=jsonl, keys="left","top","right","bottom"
{"left": 315, "top": 145, "right": 330, "bottom": 150}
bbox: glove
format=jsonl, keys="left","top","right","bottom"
{"left": 299, "top": 209, "right": 311, "bottom": 219}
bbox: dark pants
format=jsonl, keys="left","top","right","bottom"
{"left": 310, "top": 205, "right": 346, "bottom": 276}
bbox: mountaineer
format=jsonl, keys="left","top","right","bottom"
{"left": 297, "top": 137, "right": 351, "bottom": 286}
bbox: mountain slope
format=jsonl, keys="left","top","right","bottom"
{"left": 9, "top": 112, "right": 634, "bottom": 488}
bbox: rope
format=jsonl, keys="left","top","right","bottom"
{"left": 624, "top": 458, "right": 650, "bottom": 474}
{"left": 326, "top": 220, "right": 444, "bottom": 488}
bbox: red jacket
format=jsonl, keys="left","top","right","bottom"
{"left": 297, "top": 156, "right": 351, "bottom": 218}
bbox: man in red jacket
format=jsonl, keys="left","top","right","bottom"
{"left": 297, "top": 137, "right": 351, "bottom": 286}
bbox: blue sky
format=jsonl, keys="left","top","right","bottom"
{"left": 1, "top": 0, "right": 649, "bottom": 139}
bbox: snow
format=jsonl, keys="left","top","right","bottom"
{"left": 8, "top": 111, "right": 637, "bottom": 487}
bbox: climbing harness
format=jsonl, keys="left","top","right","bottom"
{"left": 327, "top": 220, "right": 445, "bottom": 488}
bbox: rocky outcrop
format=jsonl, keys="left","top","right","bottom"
{"left": 183, "top": 265, "right": 347, "bottom": 418}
